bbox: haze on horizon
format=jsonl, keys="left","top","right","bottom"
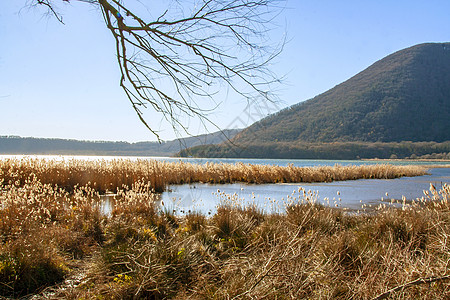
{"left": 1, "top": 0, "right": 450, "bottom": 142}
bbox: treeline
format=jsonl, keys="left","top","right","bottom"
{"left": 0, "top": 136, "right": 152, "bottom": 156}
{"left": 179, "top": 141, "right": 450, "bottom": 160}
{"left": 0, "top": 130, "right": 239, "bottom": 156}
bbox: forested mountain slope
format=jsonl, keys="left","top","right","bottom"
{"left": 233, "top": 43, "right": 450, "bottom": 143}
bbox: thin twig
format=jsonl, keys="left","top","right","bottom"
{"left": 371, "top": 275, "right": 450, "bottom": 300}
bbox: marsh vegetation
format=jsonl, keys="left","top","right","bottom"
{"left": 0, "top": 158, "right": 427, "bottom": 193}
{"left": 0, "top": 158, "right": 448, "bottom": 299}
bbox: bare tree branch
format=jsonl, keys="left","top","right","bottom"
{"left": 30, "top": 0, "right": 285, "bottom": 140}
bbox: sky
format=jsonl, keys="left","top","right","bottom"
{"left": 1, "top": 0, "right": 450, "bottom": 142}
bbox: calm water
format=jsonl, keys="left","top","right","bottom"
{"left": 162, "top": 167, "right": 450, "bottom": 213}
{"left": 3, "top": 155, "right": 450, "bottom": 213}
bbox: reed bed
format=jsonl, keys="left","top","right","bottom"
{"left": 0, "top": 158, "right": 444, "bottom": 298}
{"left": 0, "top": 178, "right": 105, "bottom": 297}
{"left": 0, "top": 176, "right": 448, "bottom": 299}
{"left": 0, "top": 158, "right": 427, "bottom": 193}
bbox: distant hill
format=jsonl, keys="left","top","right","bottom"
{"left": 0, "top": 129, "right": 240, "bottom": 156}
{"left": 234, "top": 42, "right": 450, "bottom": 143}
{"left": 180, "top": 43, "right": 450, "bottom": 159}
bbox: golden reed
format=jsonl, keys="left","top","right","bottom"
{"left": 0, "top": 158, "right": 427, "bottom": 193}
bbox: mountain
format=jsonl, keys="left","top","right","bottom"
{"left": 179, "top": 43, "right": 450, "bottom": 159}
{"left": 0, "top": 129, "right": 240, "bottom": 156}
{"left": 234, "top": 42, "right": 450, "bottom": 144}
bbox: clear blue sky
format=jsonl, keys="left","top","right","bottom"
{"left": 1, "top": 0, "right": 449, "bottom": 142}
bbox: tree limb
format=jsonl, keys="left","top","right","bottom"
{"left": 30, "top": 0, "right": 285, "bottom": 140}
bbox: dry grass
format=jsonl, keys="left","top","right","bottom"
{"left": 0, "top": 158, "right": 447, "bottom": 299}
{"left": 51, "top": 183, "right": 448, "bottom": 300}
{"left": 0, "top": 158, "right": 427, "bottom": 194}
{"left": 0, "top": 178, "right": 104, "bottom": 297}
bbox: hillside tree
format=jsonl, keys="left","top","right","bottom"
{"left": 29, "top": 0, "right": 284, "bottom": 139}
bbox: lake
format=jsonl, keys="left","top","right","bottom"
{"left": 2, "top": 155, "right": 450, "bottom": 213}
{"left": 161, "top": 167, "right": 450, "bottom": 213}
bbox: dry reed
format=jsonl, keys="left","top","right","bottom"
{"left": 1, "top": 158, "right": 447, "bottom": 299}
{"left": 0, "top": 158, "right": 427, "bottom": 194}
